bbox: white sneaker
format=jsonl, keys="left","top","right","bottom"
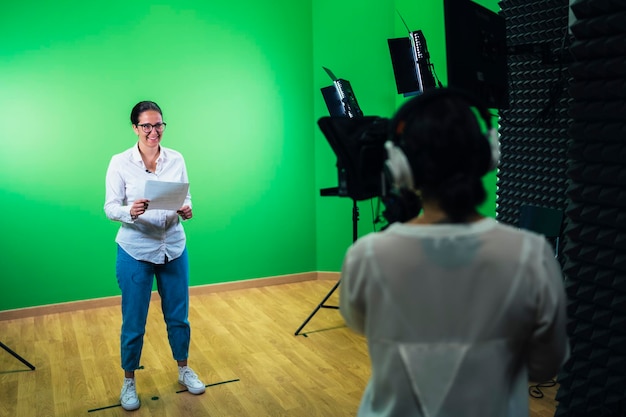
{"left": 120, "top": 378, "right": 140, "bottom": 411}
{"left": 178, "top": 366, "right": 206, "bottom": 395}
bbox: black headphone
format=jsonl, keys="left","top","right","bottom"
{"left": 381, "top": 88, "right": 500, "bottom": 224}
{"left": 384, "top": 87, "right": 500, "bottom": 192}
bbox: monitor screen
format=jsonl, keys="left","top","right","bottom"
{"left": 320, "top": 67, "right": 364, "bottom": 118}
{"left": 444, "top": 0, "right": 508, "bottom": 108}
{"left": 388, "top": 30, "right": 438, "bottom": 96}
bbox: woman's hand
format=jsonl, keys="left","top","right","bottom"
{"left": 177, "top": 205, "right": 192, "bottom": 220}
{"left": 130, "top": 198, "right": 150, "bottom": 220}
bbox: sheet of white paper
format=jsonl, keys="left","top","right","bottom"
{"left": 144, "top": 180, "right": 190, "bottom": 211}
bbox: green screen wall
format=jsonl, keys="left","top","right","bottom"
{"left": 1, "top": 0, "right": 498, "bottom": 311}
{"left": 314, "top": 0, "right": 499, "bottom": 271}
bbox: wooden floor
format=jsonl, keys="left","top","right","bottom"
{"left": 0, "top": 280, "right": 559, "bottom": 417}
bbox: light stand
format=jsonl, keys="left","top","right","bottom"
{"left": 294, "top": 198, "right": 359, "bottom": 336}
{"left": 297, "top": 113, "right": 386, "bottom": 336}
{"left": 0, "top": 341, "right": 35, "bottom": 370}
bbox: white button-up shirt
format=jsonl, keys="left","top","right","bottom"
{"left": 104, "top": 144, "right": 191, "bottom": 264}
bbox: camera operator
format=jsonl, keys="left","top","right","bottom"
{"left": 339, "top": 88, "right": 569, "bottom": 417}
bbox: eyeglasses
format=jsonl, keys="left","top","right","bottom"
{"left": 137, "top": 122, "right": 167, "bottom": 133}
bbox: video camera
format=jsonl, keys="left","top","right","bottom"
{"left": 318, "top": 116, "right": 389, "bottom": 202}
{"left": 317, "top": 116, "right": 422, "bottom": 225}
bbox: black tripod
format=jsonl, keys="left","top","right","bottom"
{"left": 0, "top": 341, "right": 35, "bottom": 370}
{"left": 294, "top": 199, "right": 359, "bottom": 336}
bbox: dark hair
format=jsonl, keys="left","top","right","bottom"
{"left": 392, "top": 89, "right": 492, "bottom": 223}
{"left": 130, "top": 101, "right": 162, "bottom": 125}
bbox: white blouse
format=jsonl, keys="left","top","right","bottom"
{"left": 104, "top": 144, "right": 191, "bottom": 264}
{"left": 340, "top": 218, "right": 569, "bottom": 417}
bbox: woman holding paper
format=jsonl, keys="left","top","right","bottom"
{"left": 104, "top": 100, "right": 204, "bottom": 411}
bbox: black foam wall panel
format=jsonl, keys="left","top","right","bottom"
{"left": 497, "top": 0, "right": 572, "bottom": 230}
{"left": 556, "top": 1, "right": 626, "bottom": 415}
{"left": 498, "top": 0, "right": 626, "bottom": 415}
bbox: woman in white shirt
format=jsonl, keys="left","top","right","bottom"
{"left": 104, "top": 101, "right": 205, "bottom": 411}
{"left": 340, "top": 88, "right": 569, "bottom": 417}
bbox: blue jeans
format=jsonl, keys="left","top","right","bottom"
{"left": 116, "top": 245, "right": 190, "bottom": 372}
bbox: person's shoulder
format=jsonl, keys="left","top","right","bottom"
{"left": 160, "top": 146, "right": 185, "bottom": 160}
{"left": 492, "top": 219, "right": 546, "bottom": 240}
{"left": 109, "top": 146, "right": 136, "bottom": 162}
{"left": 348, "top": 227, "right": 400, "bottom": 256}
{"left": 490, "top": 220, "right": 554, "bottom": 259}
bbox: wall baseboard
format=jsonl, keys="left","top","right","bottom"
{"left": 0, "top": 271, "right": 340, "bottom": 321}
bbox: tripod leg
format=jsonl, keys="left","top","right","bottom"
{"left": 0, "top": 341, "right": 36, "bottom": 370}
{"left": 295, "top": 199, "right": 358, "bottom": 336}
{"left": 294, "top": 280, "right": 341, "bottom": 336}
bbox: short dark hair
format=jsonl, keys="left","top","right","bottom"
{"left": 130, "top": 101, "right": 162, "bottom": 125}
